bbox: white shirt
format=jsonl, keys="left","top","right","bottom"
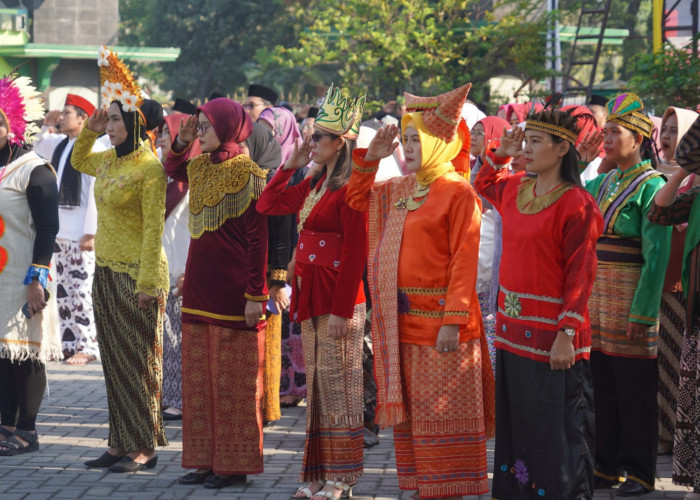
{"left": 33, "top": 129, "right": 111, "bottom": 242}
{"left": 161, "top": 193, "right": 190, "bottom": 287}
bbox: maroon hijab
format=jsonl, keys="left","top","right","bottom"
{"left": 197, "top": 98, "right": 253, "bottom": 164}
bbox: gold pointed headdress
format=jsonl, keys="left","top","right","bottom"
{"left": 606, "top": 93, "right": 653, "bottom": 139}
{"left": 314, "top": 84, "right": 366, "bottom": 140}
{"left": 98, "top": 46, "right": 143, "bottom": 113}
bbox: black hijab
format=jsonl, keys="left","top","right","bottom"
{"left": 113, "top": 98, "right": 163, "bottom": 158}
{"left": 246, "top": 121, "right": 281, "bottom": 172}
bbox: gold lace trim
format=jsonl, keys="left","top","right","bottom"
{"left": 399, "top": 286, "right": 448, "bottom": 295}
{"left": 298, "top": 185, "right": 327, "bottom": 233}
{"left": 353, "top": 164, "right": 379, "bottom": 174}
{"left": 516, "top": 177, "right": 573, "bottom": 215}
{"left": 188, "top": 154, "right": 267, "bottom": 239}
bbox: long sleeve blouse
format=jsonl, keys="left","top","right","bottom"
{"left": 474, "top": 155, "right": 603, "bottom": 363}
{"left": 71, "top": 127, "right": 169, "bottom": 296}
{"left": 165, "top": 149, "right": 269, "bottom": 330}
{"left": 585, "top": 162, "right": 671, "bottom": 325}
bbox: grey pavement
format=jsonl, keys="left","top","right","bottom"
{"left": 0, "top": 361, "right": 693, "bottom": 499}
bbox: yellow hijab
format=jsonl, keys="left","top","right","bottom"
{"left": 401, "top": 112, "right": 463, "bottom": 186}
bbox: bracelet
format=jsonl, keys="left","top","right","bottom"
{"left": 23, "top": 264, "right": 50, "bottom": 288}
{"left": 175, "top": 136, "right": 190, "bottom": 147}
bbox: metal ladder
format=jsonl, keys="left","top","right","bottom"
{"left": 562, "top": 0, "right": 613, "bottom": 102}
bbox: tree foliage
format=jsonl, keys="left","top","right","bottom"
{"left": 259, "top": 0, "right": 555, "bottom": 109}
{"left": 627, "top": 35, "right": 700, "bottom": 113}
{"left": 119, "top": 0, "right": 294, "bottom": 101}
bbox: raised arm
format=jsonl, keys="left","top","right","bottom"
{"left": 677, "top": 115, "right": 700, "bottom": 174}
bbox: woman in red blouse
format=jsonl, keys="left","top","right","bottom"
{"left": 475, "top": 110, "right": 603, "bottom": 499}
{"left": 257, "top": 86, "right": 367, "bottom": 500}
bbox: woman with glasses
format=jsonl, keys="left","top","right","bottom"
{"left": 257, "top": 84, "right": 368, "bottom": 500}
{"left": 165, "top": 98, "right": 270, "bottom": 489}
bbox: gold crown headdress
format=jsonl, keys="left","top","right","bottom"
{"left": 606, "top": 93, "right": 653, "bottom": 139}
{"left": 315, "top": 84, "right": 366, "bottom": 140}
{"left": 98, "top": 45, "right": 143, "bottom": 113}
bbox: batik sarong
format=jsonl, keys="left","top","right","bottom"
{"left": 395, "top": 339, "right": 491, "bottom": 498}
{"left": 181, "top": 322, "right": 265, "bottom": 475}
{"left": 300, "top": 303, "right": 365, "bottom": 484}
{"left": 55, "top": 238, "right": 98, "bottom": 358}
{"left": 92, "top": 265, "right": 167, "bottom": 450}
{"left": 263, "top": 311, "right": 282, "bottom": 422}
{"left": 162, "top": 288, "right": 183, "bottom": 409}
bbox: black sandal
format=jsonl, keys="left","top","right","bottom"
{"left": 0, "top": 429, "right": 39, "bottom": 456}
{"left": 0, "top": 427, "right": 12, "bottom": 440}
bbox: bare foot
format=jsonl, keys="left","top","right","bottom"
{"left": 163, "top": 407, "right": 182, "bottom": 416}
{"left": 66, "top": 353, "right": 97, "bottom": 365}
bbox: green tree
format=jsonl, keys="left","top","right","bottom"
{"left": 257, "top": 0, "right": 556, "bottom": 111}
{"left": 627, "top": 36, "right": 700, "bottom": 112}
{"left": 119, "top": 0, "right": 295, "bottom": 100}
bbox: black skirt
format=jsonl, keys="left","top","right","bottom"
{"left": 492, "top": 349, "right": 595, "bottom": 500}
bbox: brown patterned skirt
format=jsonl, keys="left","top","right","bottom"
{"left": 263, "top": 312, "right": 282, "bottom": 422}
{"left": 300, "top": 303, "right": 365, "bottom": 483}
{"left": 181, "top": 322, "right": 265, "bottom": 475}
{"left": 92, "top": 265, "right": 167, "bottom": 451}
{"left": 658, "top": 291, "right": 685, "bottom": 443}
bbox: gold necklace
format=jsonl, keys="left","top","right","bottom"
{"left": 406, "top": 183, "right": 430, "bottom": 211}
{"left": 297, "top": 184, "right": 327, "bottom": 232}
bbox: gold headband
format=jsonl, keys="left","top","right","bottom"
{"left": 607, "top": 111, "right": 653, "bottom": 139}
{"left": 525, "top": 120, "right": 578, "bottom": 145}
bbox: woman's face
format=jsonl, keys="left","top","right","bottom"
{"left": 522, "top": 130, "right": 566, "bottom": 175}
{"left": 106, "top": 102, "right": 128, "bottom": 147}
{"left": 603, "top": 121, "right": 639, "bottom": 163}
{"left": 0, "top": 112, "right": 8, "bottom": 150}
{"left": 509, "top": 113, "right": 521, "bottom": 127}
{"left": 301, "top": 118, "right": 315, "bottom": 140}
{"left": 309, "top": 127, "right": 342, "bottom": 165}
{"left": 660, "top": 113, "right": 678, "bottom": 162}
{"left": 156, "top": 123, "right": 172, "bottom": 158}
{"left": 197, "top": 112, "right": 221, "bottom": 153}
{"left": 470, "top": 122, "right": 485, "bottom": 156}
{"left": 403, "top": 126, "right": 422, "bottom": 172}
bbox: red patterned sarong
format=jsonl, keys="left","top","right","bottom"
{"left": 181, "top": 323, "right": 265, "bottom": 475}
{"left": 300, "top": 304, "right": 365, "bottom": 483}
{"left": 394, "top": 339, "right": 491, "bottom": 498}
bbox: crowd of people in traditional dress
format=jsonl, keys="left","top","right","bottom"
{"left": 2, "top": 45, "right": 700, "bottom": 500}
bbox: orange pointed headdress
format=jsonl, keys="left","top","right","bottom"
{"left": 98, "top": 45, "right": 143, "bottom": 113}
{"left": 403, "top": 83, "right": 471, "bottom": 142}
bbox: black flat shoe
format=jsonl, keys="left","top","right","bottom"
{"left": 203, "top": 473, "right": 247, "bottom": 489}
{"left": 108, "top": 455, "right": 158, "bottom": 473}
{"left": 594, "top": 475, "right": 620, "bottom": 489}
{"left": 163, "top": 412, "right": 183, "bottom": 421}
{"left": 84, "top": 451, "right": 125, "bottom": 468}
{"left": 616, "top": 478, "right": 653, "bottom": 497}
{"left": 178, "top": 470, "right": 214, "bottom": 485}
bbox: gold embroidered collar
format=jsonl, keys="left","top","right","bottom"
{"left": 516, "top": 176, "right": 573, "bottom": 215}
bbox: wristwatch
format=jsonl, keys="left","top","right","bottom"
{"left": 563, "top": 328, "right": 576, "bottom": 337}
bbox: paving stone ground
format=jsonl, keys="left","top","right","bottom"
{"left": 0, "top": 361, "right": 693, "bottom": 499}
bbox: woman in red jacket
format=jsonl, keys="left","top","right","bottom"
{"left": 257, "top": 84, "right": 368, "bottom": 500}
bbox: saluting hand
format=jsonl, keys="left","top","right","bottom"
{"left": 178, "top": 115, "right": 198, "bottom": 144}
{"left": 495, "top": 126, "right": 525, "bottom": 159}
{"left": 87, "top": 109, "right": 109, "bottom": 135}
{"left": 365, "top": 125, "right": 400, "bottom": 163}
{"left": 284, "top": 136, "right": 313, "bottom": 171}
{"left": 577, "top": 129, "right": 604, "bottom": 164}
